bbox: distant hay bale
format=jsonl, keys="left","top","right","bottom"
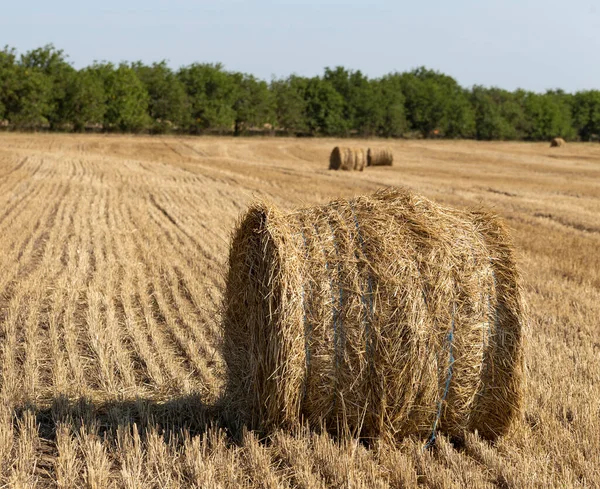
{"left": 222, "top": 188, "right": 525, "bottom": 442}
{"left": 329, "top": 147, "right": 366, "bottom": 171}
{"left": 550, "top": 137, "right": 565, "bottom": 147}
{"left": 367, "top": 147, "right": 394, "bottom": 166}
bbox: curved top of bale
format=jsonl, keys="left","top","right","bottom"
{"left": 550, "top": 137, "right": 565, "bottom": 147}
{"left": 223, "top": 188, "right": 525, "bottom": 442}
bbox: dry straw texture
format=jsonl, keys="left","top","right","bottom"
{"left": 353, "top": 148, "right": 367, "bottom": 171}
{"left": 329, "top": 147, "right": 366, "bottom": 171}
{"left": 223, "top": 188, "right": 525, "bottom": 443}
{"left": 550, "top": 137, "right": 566, "bottom": 147}
{"left": 367, "top": 147, "right": 394, "bottom": 166}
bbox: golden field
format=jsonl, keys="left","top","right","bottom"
{"left": 0, "top": 133, "right": 598, "bottom": 488}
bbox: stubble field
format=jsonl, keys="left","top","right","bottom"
{"left": 0, "top": 133, "right": 599, "bottom": 488}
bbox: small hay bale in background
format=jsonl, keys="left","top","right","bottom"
{"left": 329, "top": 147, "right": 365, "bottom": 171}
{"left": 222, "top": 188, "right": 525, "bottom": 442}
{"left": 367, "top": 147, "right": 394, "bottom": 166}
{"left": 550, "top": 137, "right": 565, "bottom": 147}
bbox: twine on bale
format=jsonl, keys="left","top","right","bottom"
{"left": 424, "top": 304, "right": 456, "bottom": 450}
{"left": 349, "top": 200, "right": 374, "bottom": 358}
{"left": 300, "top": 230, "right": 311, "bottom": 404}
{"left": 222, "top": 188, "right": 525, "bottom": 443}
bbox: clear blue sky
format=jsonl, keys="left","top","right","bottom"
{"left": 2, "top": 0, "right": 599, "bottom": 92}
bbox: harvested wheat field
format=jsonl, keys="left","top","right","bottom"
{"left": 0, "top": 133, "right": 599, "bottom": 488}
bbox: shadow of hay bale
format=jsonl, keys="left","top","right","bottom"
{"left": 15, "top": 394, "right": 227, "bottom": 444}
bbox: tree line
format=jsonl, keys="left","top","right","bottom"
{"left": 1, "top": 45, "right": 599, "bottom": 140}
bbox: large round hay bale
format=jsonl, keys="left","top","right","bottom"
{"left": 367, "top": 147, "right": 393, "bottom": 166}
{"left": 550, "top": 137, "right": 565, "bottom": 147}
{"left": 222, "top": 188, "right": 525, "bottom": 442}
{"left": 329, "top": 147, "right": 365, "bottom": 171}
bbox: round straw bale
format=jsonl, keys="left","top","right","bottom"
{"left": 329, "top": 146, "right": 364, "bottom": 171}
{"left": 367, "top": 147, "right": 394, "bottom": 166}
{"left": 550, "top": 137, "right": 565, "bottom": 147}
{"left": 222, "top": 188, "right": 525, "bottom": 442}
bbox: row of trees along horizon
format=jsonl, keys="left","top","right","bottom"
{"left": 1, "top": 45, "right": 600, "bottom": 140}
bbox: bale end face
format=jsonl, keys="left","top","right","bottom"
{"left": 222, "top": 203, "right": 306, "bottom": 431}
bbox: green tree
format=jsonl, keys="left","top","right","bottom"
{"left": 92, "top": 63, "right": 150, "bottom": 132}
{"left": 400, "top": 68, "right": 445, "bottom": 136}
{"left": 348, "top": 71, "right": 382, "bottom": 136}
{"left": 271, "top": 76, "right": 308, "bottom": 135}
{"left": 0, "top": 47, "right": 18, "bottom": 122}
{"left": 133, "top": 61, "right": 189, "bottom": 133}
{"left": 501, "top": 89, "right": 529, "bottom": 139}
{"left": 470, "top": 87, "right": 527, "bottom": 140}
{"left": 9, "top": 67, "right": 53, "bottom": 129}
{"left": 375, "top": 75, "right": 407, "bottom": 137}
{"left": 0, "top": 46, "right": 55, "bottom": 129}
{"left": 231, "top": 73, "right": 273, "bottom": 135}
{"left": 0, "top": 43, "right": 596, "bottom": 140}
{"left": 323, "top": 66, "right": 356, "bottom": 134}
{"left": 400, "top": 67, "right": 472, "bottom": 138}
{"left": 62, "top": 68, "right": 106, "bottom": 131}
{"left": 523, "top": 91, "right": 575, "bottom": 141}
{"left": 445, "top": 88, "right": 476, "bottom": 138}
{"left": 303, "top": 77, "right": 347, "bottom": 136}
{"left": 572, "top": 90, "right": 600, "bottom": 141}
{"left": 177, "top": 63, "right": 237, "bottom": 133}
{"left": 323, "top": 67, "right": 388, "bottom": 136}
{"left": 471, "top": 88, "right": 507, "bottom": 140}
{"left": 20, "top": 45, "right": 74, "bottom": 129}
